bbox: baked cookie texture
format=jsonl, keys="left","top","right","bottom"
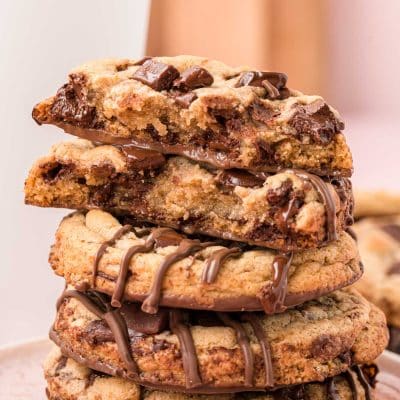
{"left": 352, "top": 215, "right": 400, "bottom": 352}
{"left": 32, "top": 56, "right": 353, "bottom": 177}
{"left": 354, "top": 190, "right": 400, "bottom": 218}
{"left": 44, "top": 346, "right": 379, "bottom": 400}
{"left": 49, "top": 210, "right": 362, "bottom": 313}
{"left": 50, "top": 288, "right": 388, "bottom": 392}
{"left": 25, "top": 140, "right": 354, "bottom": 250}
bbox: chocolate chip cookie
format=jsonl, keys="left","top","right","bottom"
{"left": 49, "top": 210, "right": 362, "bottom": 314}
{"left": 25, "top": 140, "right": 354, "bottom": 250}
{"left": 32, "top": 56, "right": 352, "bottom": 177}
{"left": 50, "top": 288, "right": 388, "bottom": 393}
{"left": 44, "top": 346, "right": 378, "bottom": 400}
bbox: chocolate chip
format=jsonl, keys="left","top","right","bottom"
{"left": 288, "top": 100, "right": 344, "bottom": 144}
{"left": 85, "top": 320, "right": 114, "bottom": 345}
{"left": 90, "top": 164, "right": 116, "bottom": 179}
{"left": 119, "top": 145, "right": 166, "bottom": 170}
{"left": 131, "top": 60, "right": 179, "bottom": 91}
{"left": 236, "top": 71, "right": 287, "bottom": 88}
{"left": 266, "top": 180, "right": 293, "bottom": 206}
{"left": 173, "top": 66, "right": 214, "bottom": 91}
{"left": 249, "top": 101, "right": 277, "bottom": 124}
{"left": 120, "top": 303, "right": 169, "bottom": 335}
{"left": 236, "top": 71, "right": 288, "bottom": 99}
{"left": 216, "top": 170, "right": 265, "bottom": 188}
{"left": 90, "top": 182, "right": 113, "bottom": 206}
{"left": 311, "top": 334, "right": 342, "bottom": 361}
{"left": 171, "top": 91, "right": 198, "bottom": 108}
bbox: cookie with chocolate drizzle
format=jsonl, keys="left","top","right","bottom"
{"left": 45, "top": 346, "right": 382, "bottom": 400}
{"left": 50, "top": 288, "right": 388, "bottom": 393}
{"left": 49, "top": 210, "right": 362, "bottom": 314}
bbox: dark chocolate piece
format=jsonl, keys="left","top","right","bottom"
{"left": 173, "top": 66, "right": 214, "bottom": 91}
{"left": 236, "top": 71, "right": 287, "bottom": 90}
{"left": 119, "top": 145, "right": 166, "bottom": 170}
{"left": 132, "top": 60, "right": 179, "bottom": 91}
{"left": 288, "top": 100, "right": 345, "bottom": 144}
{"left": 216, "top": 170, "right": 265, "bottom": 188}
{"left": 171, "top": 91, "right": 198, "bottom": 108}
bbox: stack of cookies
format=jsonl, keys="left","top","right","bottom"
{"left": 26, "top": 56, "right": 388, "bottom": 400}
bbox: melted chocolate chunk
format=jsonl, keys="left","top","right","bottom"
{"left": 266, "top": 179, "right": 293, "bottom": 207}
{"left": 288, "top": 100, "right": 344, "bottom": 144}
{"left": 236, "top": 71, "right": 287, "bottom": 90}
{"left": 131, "top": 60, "right": 179, "bottom": 91}
{"left": 171, "top": 91, "right": 198, "bottom": 108}
{"left": 173, "top": 66, "right": 214, "bottom": 91}
{"left": 119, "top": 145, "right": 166, "bottom": 170}
{"left": 249, "top": 101, "right": 278, "bottom": 124}
{"left": 216, "top": 170, "right": 265, "bottom": 188}
{"left": 49, "top": 74, "right": 99, "bottom": 128}
{"left": 85, "top": 320, "right": 115, "bottom": 344}
{"left": 311, "top": 334, "right": 342, "bottom": 361}
{"left": 235, "top": 71, "right": 288, "bottom": 99}
{"left": 382, "top": 224, "right": 400, "bottom": 242}
{"left": 120, "top": 303, "right": 168, "bottom": 335}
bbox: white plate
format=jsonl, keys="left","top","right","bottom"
{"left": 0, "top": 338, "right": 399, "bottom": 399}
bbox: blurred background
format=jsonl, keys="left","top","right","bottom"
{"left": 0, "top": 0, "right": 399, "bottom": 346}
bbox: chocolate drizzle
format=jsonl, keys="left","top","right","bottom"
{"left": 54, "top": 289, "right": 277, "bottom": 391}
{"left": 353, "top": 365, "right": 372, "bottom": 400}
{"left": 343, "top": 370, "right": 358, "bottom": 400}
{"left": 327, "top": 377, "right": 340, "bottom": 400}
{"left": 56, "top": 289, "right": 138, "bottom": 377}
{"left": 53, "top": 289, "right": 378, "bottom": 396}
{"left": 201, "top": 247, "right": 242, "bottom": 283}
{"left": 285, "top": 169, "right": 338, "bottom": 242}
{"left": 111, "top": 227, "right": 181, "bottom": 307}
{"left": 259, "top": 252, "right": 293, "bottom": 314}
{"left": 217, "top": 312, "right": 254, "bottom": 387}
{"left": 141, "top": 238, "right": 215, "bottom": 314}
{"left": 325, "top": 365, "right": 375, "bottom": 400}
{"left": 241, "top": 313, "right": 274, "bottom": 387}
{"left": 92, "top": 225, "right": 132, "bottom": 286}
{"left": 169, "top": 310, "right": 202, "bottom": 389}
